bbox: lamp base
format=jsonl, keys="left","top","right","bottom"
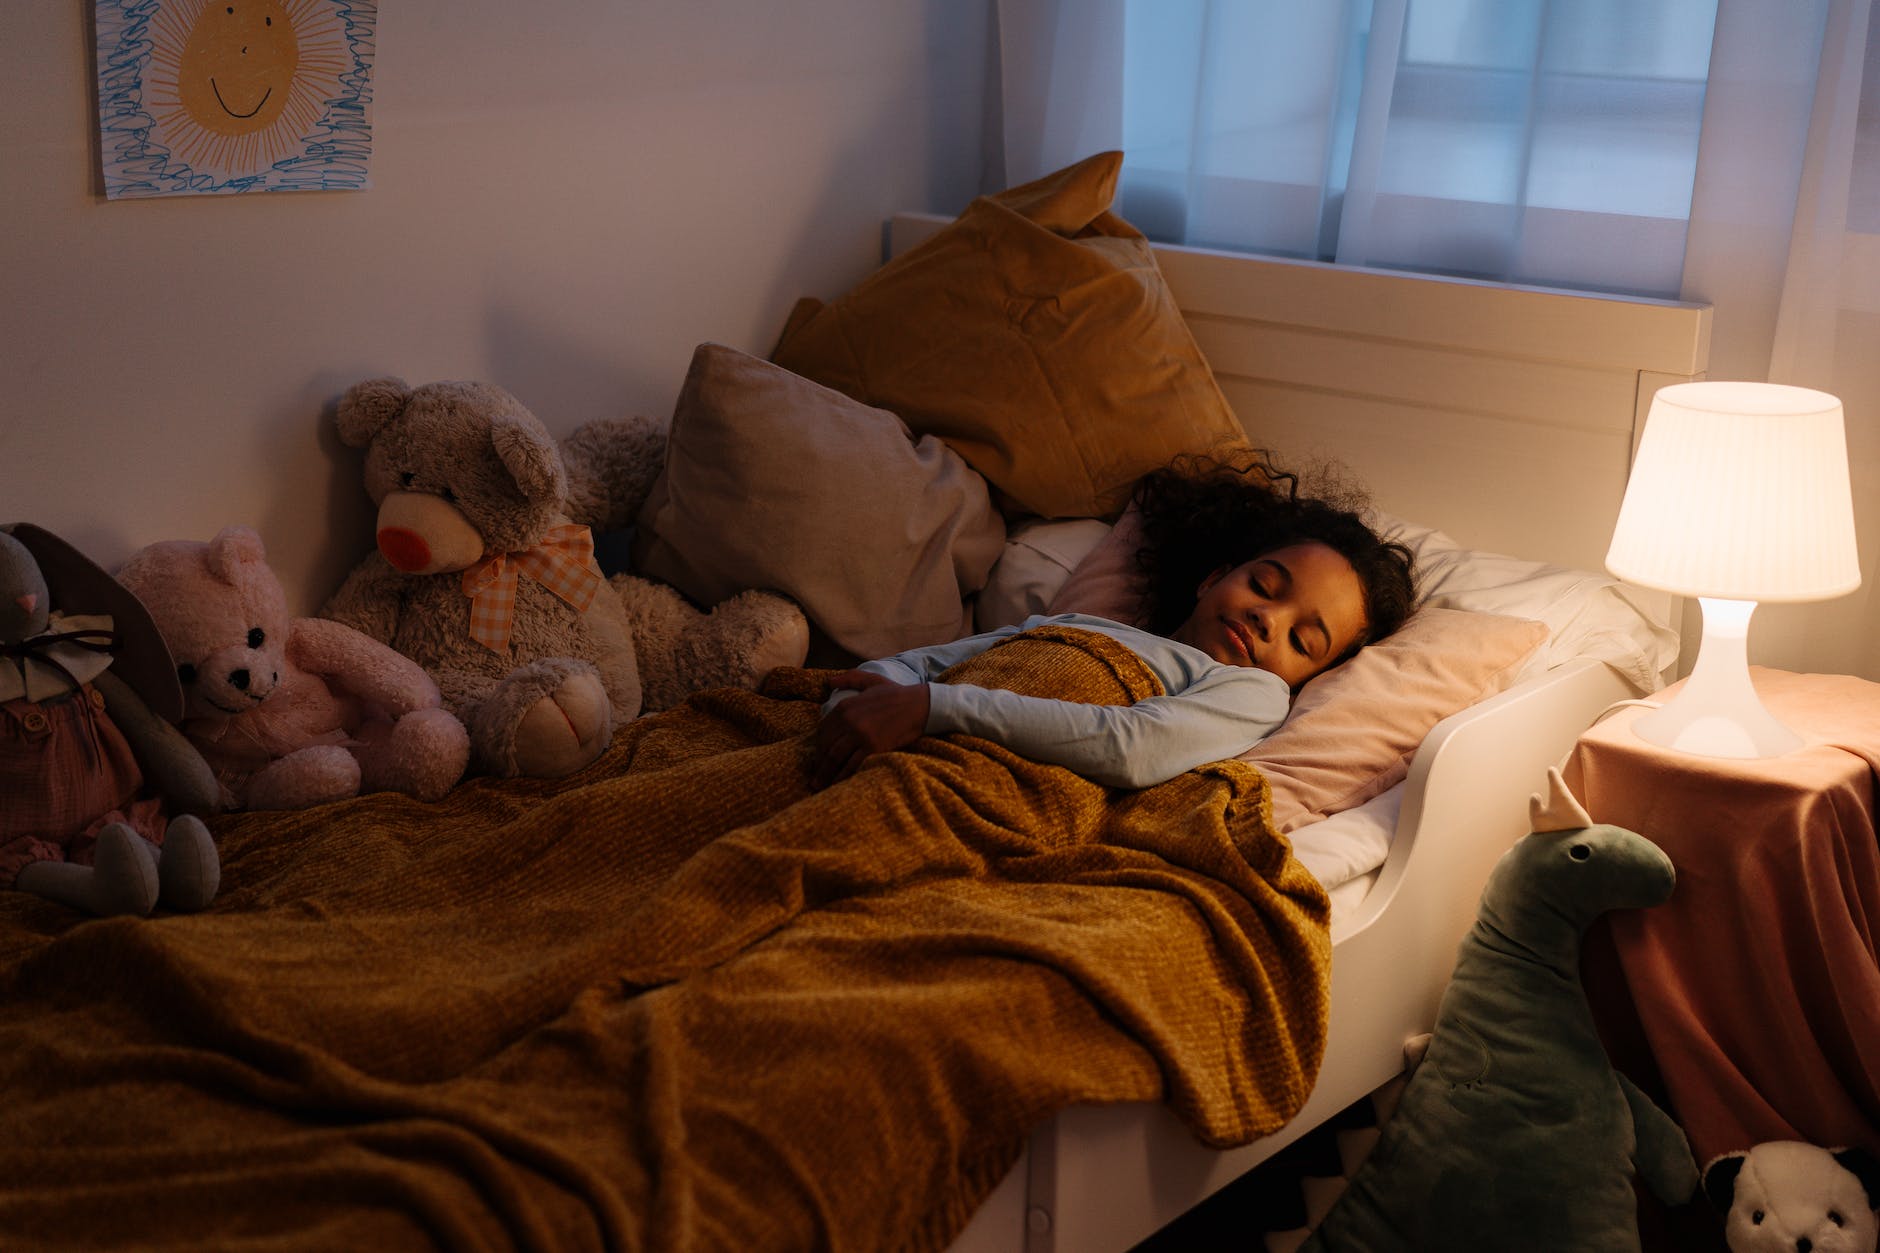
{"left": 1632, "top": 598, "right": 1801, "bottom": 759}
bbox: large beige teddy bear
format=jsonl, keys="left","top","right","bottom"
{"left": 118, "top": 526, "right": 471, "bottom": 810}
{"left": 323, "top": 378, "right": 808, "bottom": 778}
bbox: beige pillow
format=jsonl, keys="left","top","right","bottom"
{"left": 633, "top": 344, "right": 1007, "bottom": 660}
{"left": 770, "top": 152, "right": 1246, "bottom": 520}
{"left": 1247, "top": 609, "right": 1549, "bottom": 832}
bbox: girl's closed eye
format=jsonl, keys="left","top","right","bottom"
{"left": 1176, "top": 542, "right": 1367, "bottom": 688}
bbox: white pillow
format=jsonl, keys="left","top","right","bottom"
{"left": 1368, "top": 510, "right": 1680, "bottom": 694}
{"left": 1019, "top": 508, "right": 1680, "bottom": 695}
{"left": 975, "top": 518, "right": 1113, "bottom": 632}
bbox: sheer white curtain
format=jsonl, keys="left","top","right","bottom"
{"left": 1685, "top": 0, "right": 1880, "bottom": 677}
{"left": 997, "top": 0, "right": 1717, "bottom": 296}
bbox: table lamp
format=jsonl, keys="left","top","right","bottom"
{"left": 1604, "top": 381, "right": 1861, "bottom": 758}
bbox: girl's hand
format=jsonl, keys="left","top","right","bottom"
{"left": 812, "top": 671, "right": 931, "bottom": 789}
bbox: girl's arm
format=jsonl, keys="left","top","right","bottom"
{"left": 823, "top": 623, "right": 1025, "bottom": 704}
{"left": 925, "top": 665, "right": 1289, "bottom": 788}
{"left": 811, "top": 670, "right": 931, "bottom": 789}
{"left": 812, "top": 624, "right": 1028, "bottom": 787}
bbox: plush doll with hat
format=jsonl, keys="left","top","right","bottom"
{"left": 1, "top": 524, "right": 219, "bottom": 916}
{"left": 322, "top": 379, "right": 808, "bottom": 779}
{"left": 117, "top": 526, "right": 471, "bottom": 810}
{"left": 1298, "top": 768, "right": 1699, "bottom": 1252}
{"left": 1704, "top": 1141, "right": 1880, "bottom": 1253}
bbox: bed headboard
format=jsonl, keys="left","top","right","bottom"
{"left": 889, "top": 213, "right": 1712, "bottom": 585}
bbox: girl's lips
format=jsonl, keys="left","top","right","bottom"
{"left": 1223, "top": 619, "right": 1255, "bottom": 662}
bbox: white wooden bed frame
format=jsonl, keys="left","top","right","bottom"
{"left": 879, "top": 214, "right": 1714, "bottom": 1253}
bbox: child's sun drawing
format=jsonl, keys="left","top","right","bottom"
{"left": 95, "top": 0, "right": 377, "bottom": 198}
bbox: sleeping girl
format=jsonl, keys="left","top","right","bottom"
{"left": 812, "top": 450, "right": 1418, "bottom": 789}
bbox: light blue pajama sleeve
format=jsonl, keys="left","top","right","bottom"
{"left": 836, "top": 623, "right": 1026, "bottom": 688}
{"left": 923, "top": 666, "right": 1287, "bottom": 788}
{"left": 821, "top": 614, "right": 1291, "bottom": 789}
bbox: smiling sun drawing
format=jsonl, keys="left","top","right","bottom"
{"left": 95, "top": 0, "right": 377, "bottom": 196}
{"left": 143, "top": 0, "right": 349, "bottom": 179}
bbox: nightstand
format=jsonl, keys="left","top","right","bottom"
{"left": 1564, "top": 667, "right": 1880, "bottom": 1165}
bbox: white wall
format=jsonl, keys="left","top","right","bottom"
{"left": 2, "top": 1, "right": 992, "bottom": 613}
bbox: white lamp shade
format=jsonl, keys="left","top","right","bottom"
{"left": 1605, "top": 381, "right": 1861, "bottom": 602}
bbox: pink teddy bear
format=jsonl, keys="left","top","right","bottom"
{"left": 118, "top": 527, "right": 470, "bottom": 810}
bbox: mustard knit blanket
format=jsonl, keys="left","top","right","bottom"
{"left": 0, "top": 625, "right": 1330, "bottom": 1252}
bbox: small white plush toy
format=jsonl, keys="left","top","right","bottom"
{"left": 1704, "top": 1140, "right": 1880, "bottom": 1253}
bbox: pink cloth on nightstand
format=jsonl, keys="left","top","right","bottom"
{"left": 1567, "top": 666, "right": 1880, "bottom": 1163}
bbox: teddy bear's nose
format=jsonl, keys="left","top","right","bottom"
{"left": 230, "top": 669, "right": 251, "bottom": 691}
{"left": 377, "top": 527, "right": 433, "bottom": 573}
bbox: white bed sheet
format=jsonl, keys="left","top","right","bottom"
{"left": 1326, "top": 865, "right": 1380, "bottom": 926}
{"left": 1289, "top": 782, "right": 1401, "bottom": 901}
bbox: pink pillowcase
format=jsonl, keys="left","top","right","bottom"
{"left": 1247, "top": 608, "right": 1548, "bottom": 832}
{"left": 1046, "top": 512, "right": 1549, "bottom": 831}
{"left": 1044, "top": 505, "right": 1145, "bottom": 623}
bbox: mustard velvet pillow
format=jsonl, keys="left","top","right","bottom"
{"left": 770, "top": 151, "right": 1247, "bottom": 520}
{"left": 633, "top": 344, "right": 1008, "bottom": 662}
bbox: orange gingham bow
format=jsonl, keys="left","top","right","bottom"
{"left": 460, "top": 523, "right": 605, "bottom": 653}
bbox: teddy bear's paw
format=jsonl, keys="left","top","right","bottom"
{"left": 14, "top": 824, "right": 160, "bottom": 917}
{"left": 357, "top": 707, "right": 471, "bottom": 801}
{"left": 513, "top": 671, "right": 614, "bottom": 778}
{"left": 475, "top": 658, "right": 615, "bottom": 778}
{"left": 647, "top": 590, "right": 810, "bottom": 710}
{"left": 246, "top": 744, "right": 362, "bottom": 811}
{"left": 158, "top": 815, "right": 219, "bottom": 912}
{"left": 728, "top": 591, "right": 812, "bottom": 681}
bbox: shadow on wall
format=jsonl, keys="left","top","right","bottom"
{"left": 261, "top": 372, "right": 380, "bottom": 613}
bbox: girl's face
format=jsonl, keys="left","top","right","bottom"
{"left": 1173, "top": 541, "right": 1368, "bottom": 688}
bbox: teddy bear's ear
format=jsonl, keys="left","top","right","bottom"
{"left": 204, "top": 526, "right": 268, "bottom": 584}
{"left": 1834, "top": 1146, "right": 1880, "bottom": 1210}
{"left": 337, "top": 377, "right": 413, "bottom": 448}
{"left": 490, "top": 417, "right": 569, "bottom": 506}
{"left": 1701, "top": 1152, "right": 1748, "bottom": 1212}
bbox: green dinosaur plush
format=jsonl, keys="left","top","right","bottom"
{"left": 1300, "top": 769, "right": 1698, "bottom": 1252}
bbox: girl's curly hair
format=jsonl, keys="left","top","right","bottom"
{"left": 1131, "top": 448, "right": 1417, "bottom": 663}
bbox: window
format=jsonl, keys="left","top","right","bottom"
{"left": 1112, "top": 0, "right": 1719, "bottom": 296}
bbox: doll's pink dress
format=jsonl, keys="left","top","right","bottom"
{"left": 0, "top": 615, "right": 167, "bottom": 887}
